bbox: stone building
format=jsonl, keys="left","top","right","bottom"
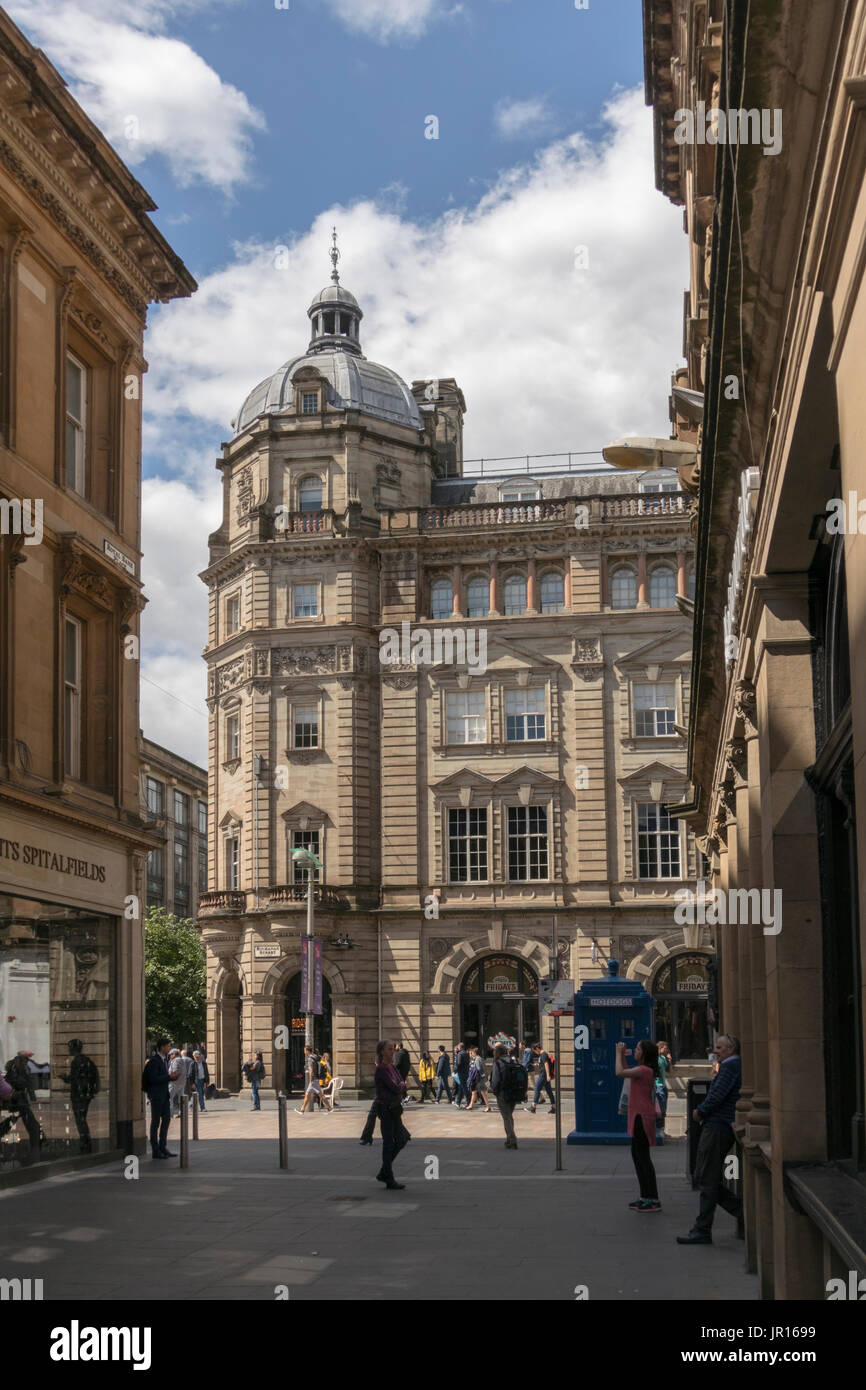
{"left": 199, "top": 250, "right": 704, "bottom": 1098}
{"left": 643, "top": 0, "right": 866, "bottom": 1296}
{"left": 0, "top": 12, "right": 194, "bottom": 1176}
{"left": 139, "top": 733, "right": 207, "bottom": 920}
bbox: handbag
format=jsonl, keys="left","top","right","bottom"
{"left": 617, "top": 1077, "right": 630, "bottom": 1116}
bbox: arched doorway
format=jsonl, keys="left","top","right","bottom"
{"left": 285, "top": 973, "right": 332, "bottom": 1094}
{"left": 217, "top": 969, "right": 242, "bottom": 1091}
{"left": 460, "top": 954, "right": 539, "bottom": 1059}
{"left": 653, "top": 952, "right": 711, "bottom": 1062}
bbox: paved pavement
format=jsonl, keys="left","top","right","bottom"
{"left": 0, "top": 1097, "right": 757, "bottom": 1301}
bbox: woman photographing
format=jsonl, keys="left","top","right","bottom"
{"left": 615, "top": 1039, "right": 661, "bottom": 1213}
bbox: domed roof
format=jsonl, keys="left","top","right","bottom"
{"left": 234, "top": 349, "right": 423, "bottom": 435}
{"left": 233, "top": 229, "right": 421, "bottom": 436}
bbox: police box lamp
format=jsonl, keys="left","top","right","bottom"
{"left": 601, "top": 436, "right": 697, "bottom": 472}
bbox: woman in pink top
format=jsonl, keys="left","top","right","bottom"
{"left": 615, "top": 1039, "right": 661, "bottom": 1212}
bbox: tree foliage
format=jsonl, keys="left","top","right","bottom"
{"left": 144, "top": 906, "right": 206, "bottom": 1045}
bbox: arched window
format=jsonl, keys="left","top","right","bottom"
{"left": 610, "top": 565, "right": 637, "bottom": 609}
{"left": 540, "top": 571, "right": 564, "bottom": 614}
{"left": 298, "top": 476, "right": 323, "bottom": 512}
{"left": 503, "top": 575, "right": 527, "bottom": 616}
{"left": 650, "top": 565, "right": 677, "bottom": 608}
{"left": 431, "top": 578, "right": 453, "bottom": 620}
{"left": 466, "top": 577, "right": 488, "bottom": 618}
{"left": 652, "top": 952, "right": 711, "bottom": 1062}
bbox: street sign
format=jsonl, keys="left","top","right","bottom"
{"left": 539, "top": 978, "right": 575, "bottom": 1017}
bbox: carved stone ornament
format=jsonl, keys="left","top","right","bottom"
{"left": 383, "top": 672, "right": 418, "bottom": 691}
{"left": 255, "top": 649, "right": 270, "bottom": 676}
{"left": 273, "top": 646, "right": 336, "bottom": 676}
{"left": 236, "top": 466, "right": 255, "bottom": 522}
{"left": 725, "top": 736, "right": 748, "bottom": 784}
{"left": 217, "top": 656, "right": 247, "bottom": 692}
{"left": 733, "top": 679, "right": 757, "bottom": 735}
{"left": 61, "top": 557, "right": 112, "bottom": 609}
{"left": 376, "top": 459, "right": 402, "bottom": 485}
{"left": 574, "top": 638, "right": 601, "bottom": 663}
{"left": 574, "top": 665, "right": 603, "bottom": 682}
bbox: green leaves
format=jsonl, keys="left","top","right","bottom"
{"left": 144, "top": 906, "right": 206, "bottom": 1045}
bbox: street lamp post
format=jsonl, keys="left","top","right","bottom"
{"left": 292, "top": 847, "right": 323, "bottom": 1051}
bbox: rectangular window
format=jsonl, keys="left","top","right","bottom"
{"left": 173, "top": 841, "right": 190, "bottom": 916}
{"left": 634, "top": 682, "right": 677, "bottom": 737}
{"left": 197, "top": 801, "right": 208, "bottom": 895}
{"left": 145, "top": 776, "right": 164, "bottom": 817}
{"left": 505, "top": 687, "right": 546, "bottom": 741}
{"left": 301, "top": 392, "right": 319, "bottom": 414}
{"left": 226, "top": 593, "right": 241, "bottom": 634}
{"left": 227, "top": 837, "right": 239, "bottom": 890}
{"left": 507, "top": 805, "right": 548, "bottom": 881}
{"left": 448, "top": 807, "right": 488, "bottom": 882}
{"left": 146, "top": 848, "right": 164, "bottom": 907}
{"left": 446, "top": 690, "right": 487, "bottom": 744}
{"left": 292, "top": 829, "right": 320, "bottom": 882}
{"left": 293, "top": 583, "right": 319, "bottom": 618}
{"left": 226, "top": 713, "right": 240, "bottom": 761}
{"left": 293, "top": 703, "right": 319, "bottom": 749}
{"left": 65, "top": 353, "right": 86, "bottom": 494}
{"left": 197, "top": 800, "right": 207, "bottom": 837}
{"left": 63, "top": 615, "right": 82, "bottom": 779}
{"left": 174, "top": 790, "right": 189, "bottom": 841}
{"left": 636, "top": 802, "right": 681, "bottom": 879}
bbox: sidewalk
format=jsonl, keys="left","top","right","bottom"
{"left": 0, "top": 1097, "right": 756, "bottom": 1301}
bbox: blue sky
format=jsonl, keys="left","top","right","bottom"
{"left": 9, "top": 0, "right": 686, "bottom": 763}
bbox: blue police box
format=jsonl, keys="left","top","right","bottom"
{"left": 567, "top": 959, "right": 655, "bottom": 1145}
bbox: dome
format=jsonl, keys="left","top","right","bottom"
{"left": 233, "top": 229, "right": 422, "bottom": 436}
{"left": 234, "top": 349, "right": 423, "bottom": 435}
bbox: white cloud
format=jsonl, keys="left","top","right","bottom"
{"left": 319, "top": 0, "right": 457, "bottom": 42}
{"left": 494, "top": 97, "right": 554, "bottom": 140}
{"left": 139, "top": 87, "right": 687, "bottom": 759}
{"left": 7, "top": 0, "right": 264, "bottom": 194}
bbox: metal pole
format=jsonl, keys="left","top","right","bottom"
{"left": 553, "top": 914, "right": 563, "bottom": 1173}
{"left": 179, "top": 1098, "right": 189, "bottom": 1168}
{"left": 278, "top": 1091, "right": 288, "bottom": 1169}
{"left": 191, "top": 1090, "right": 199, "bottom": 1141}
{"left": 305, "top": 867, "right": 315, "bottom": 1050}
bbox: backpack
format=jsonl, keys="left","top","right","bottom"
{"left": 500, "top": 1060, "right": 528, "bottom": 1104}
{"left": 548, "top": 1054, "right": 556, "bottom": 1080}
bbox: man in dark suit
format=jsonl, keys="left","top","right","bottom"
{"left": 142, "top": 1038, "right": 175, "bottom": 1159}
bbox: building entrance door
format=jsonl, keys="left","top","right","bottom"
{"left": 285, "top": 973, "right": 332, "bottom": 1094}
{"left": 460, "top": 954, "right": 539, "bottom": 1058}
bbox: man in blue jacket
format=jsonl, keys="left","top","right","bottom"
{"left": 142, "top": 1038, "right": 175, "bottom": 1160}
{"left": 677, "top": 1033, "right": 743, "bottom": 1244}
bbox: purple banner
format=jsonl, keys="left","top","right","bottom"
{"left": 313, "top": 937, "right": 323, "bottom": 1015}
{"left": 300, "top": 937, "right": 323, "bottom": 1015}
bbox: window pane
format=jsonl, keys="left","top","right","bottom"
{"left": 649, "top": 567, "right": 676, "bottom": 608}
{"left": 466, "top": 578, "right": 488, "bottom": 618}
{"left": 65, "top": 618, "right": 79, "bottom": 683}
{"left": 431, "top": 579, "right": 453, "bottom": 620}
{"left": 637, "top": 801, "right": 681, "bottom": 879}
{"left": 292, "top": 829, "right": 320, "bottom": 881}
{"left": 503, "top": 576, "right": 526, "bottom": 615}
{"left": 505, "top": 687, "right": 546, "bottom": 741}
{"left": 294, "top": 704, "right": 318, "bottom": 748}
{"left": 446, "top": 690, "right": 486, "bottom": 744}
{"left": 293, "top": 583, "right": 318, "bottom": 618}
{"left": 611, "top": 567, "right": 637, "bottom": 609}
{"left": 540, "top": 572, "right": 564, "bottom": 613}
{"left": 66, "top": 356, "right": 83, "bottom": 421}
{"left": 299, "top": 477, "right": 322, "bottom": 510}
{"left": 634, "top": 682, "right": 676, "bottom": 736}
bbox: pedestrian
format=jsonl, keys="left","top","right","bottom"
{"left": 251, "top": 1050, "right": 266, "bottom": 1109}
{"left": 616, "top": 1038, "right": 661, "bottom": 1212}
{"left": 521, "top": 1040, "right": 534, "bottom": 1074}
{"left": 372, "top": 1040, "right": 410, "bottom": 1190}
{"left": 296, "top": 1045, "right": 329, "bottom": 1114}
{"left": 656, "top": 1041, "right": 673, "bottom": 1134}
{"left": 142, "top": 1038, "right": 175, "bottom": 1160}
{"left": 452, "top": 1041, "right": 471, "bottom": 1108}
{"left": 526, "top": 1043, "right": 556, "bottom": 1113}
{"left": 393, "top": 1040, "right": 412, "bottom": 1102}
{"left": 434, "top": 1045, "right": 452, "bottom": 1103}
{"left": 677, "top": 1034, "right": 743, "bottom": 1245}
{"left": 490, "top": 1043, "right": 527, "bottom": 1148}
{"left": 466, "top": 1048, "right": 492, "bottom": 1112}
{"left": 3, "top": 1050, "right": 41, "bottom": 1161}
{"left": 60, "top": 1038, "right": 99, "bottom": 1153}
{"left": 191, "top": 1051, "right": 207, "bottom": 1112}
{"left": 418, "top": 1052, "right": 436, "bottom": 1102}
{"left": 167, "top": 1049, "right": 185, "bottom": 1118}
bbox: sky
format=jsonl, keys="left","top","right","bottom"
{"left": 9, "top": 0, "right": 687, "bottom": 765}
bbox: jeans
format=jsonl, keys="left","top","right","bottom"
{"left": 192, "top": 1079, "right": 206, "bottom": 1111}
{"left": 251, "top": 1078, "right": 261, "bottom": 1110}
{"left": 630, "top": 1114, "right": 658, "bottom": 1200}
{"left": 452, "top": 1076, "right": 470, "bottom": 1106}
{"left": 435, "top": 1076, "right": 452, "bottom": 1102}
{"left": 532, "top": 1076, "right": 555, "bottom": 1107}
{"left": 149, "top": 1094, "right": 171, "bottom": 1154}
{"left": 498, "top": 1098, "right": 517, "bottom": 1145}
{"left": 377, "top": 1103, "right": 409, "bottom": 1184}
{"left": 693, "top": 1126, "right": 742, "bottom": 1233}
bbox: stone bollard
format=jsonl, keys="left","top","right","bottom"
{"left": 180, "top": 1099, "right": 189, "bottom": 1169}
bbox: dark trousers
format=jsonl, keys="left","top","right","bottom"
{"left": 71, "top": 1096, "right": 92, "bottom": 1151}
{"left": 693, "top": 1125, "right": 742, "bottom": 1233}
{"left": 378, "top": 1103, "right": 409, "bottom": 1183}
{"left": 533, "top": 1076, "right": 555, "bottom": 1107}
{"left": 420, "top": 1080, "right": 435, "bottom": 1101}
{"left": 360, "top": 1102, "right": 379, "bottom": 1143}
{"left": 435, "top": 1075, "right": 452, "bottom": 1102}
{"left": 630, "top": 1115, "right": 658, "bottom": 1200}
{"left": 149, "top": 1094, "right": 171, "bottom": 1154}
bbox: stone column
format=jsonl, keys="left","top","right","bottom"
{"left": 677, "top": 551, "right": 687, "bottom": 598}
{"left": 451, "top": 562, "right": 463, "bottom": 618}
{"left": 637, "top": 551, "right": 648, "bottom": 609}
{"left": 599, "top": 552, "right": 608, "bottom": 608}
{"left": 564, "top": 561, "right": 573, "bottom": 610}
{"left": 527, "top": 558, "right": 538, "bottom": 614}
{"left": 489, "top": 560, "right": 501, "bottom": 617}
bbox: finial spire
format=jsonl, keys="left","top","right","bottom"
{"left": 330, "top": 226, "right": 340, "bottom": 284}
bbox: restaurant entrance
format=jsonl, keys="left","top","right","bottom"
{"left": 460, "top": 954, "right": 539, "bottom": 1058}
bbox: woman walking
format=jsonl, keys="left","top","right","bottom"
{"left": 373, "top": 1040, "right": 410, "bottom": 1190}
{"left": 465, "top": 1047, "right": 492, "bottom": 1112}
{"left": 656, "top": 1041, "right": 673, "bottom": 1135}
{"left": 418, "top": 1051, "right": 436, "bottom": 1102}
{"left": 615, "top": 1039, "right": 661, "bottom": 1212}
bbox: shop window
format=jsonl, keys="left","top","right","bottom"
{"left": 653, "top": 954, "right": 711, "bottom": 1062}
